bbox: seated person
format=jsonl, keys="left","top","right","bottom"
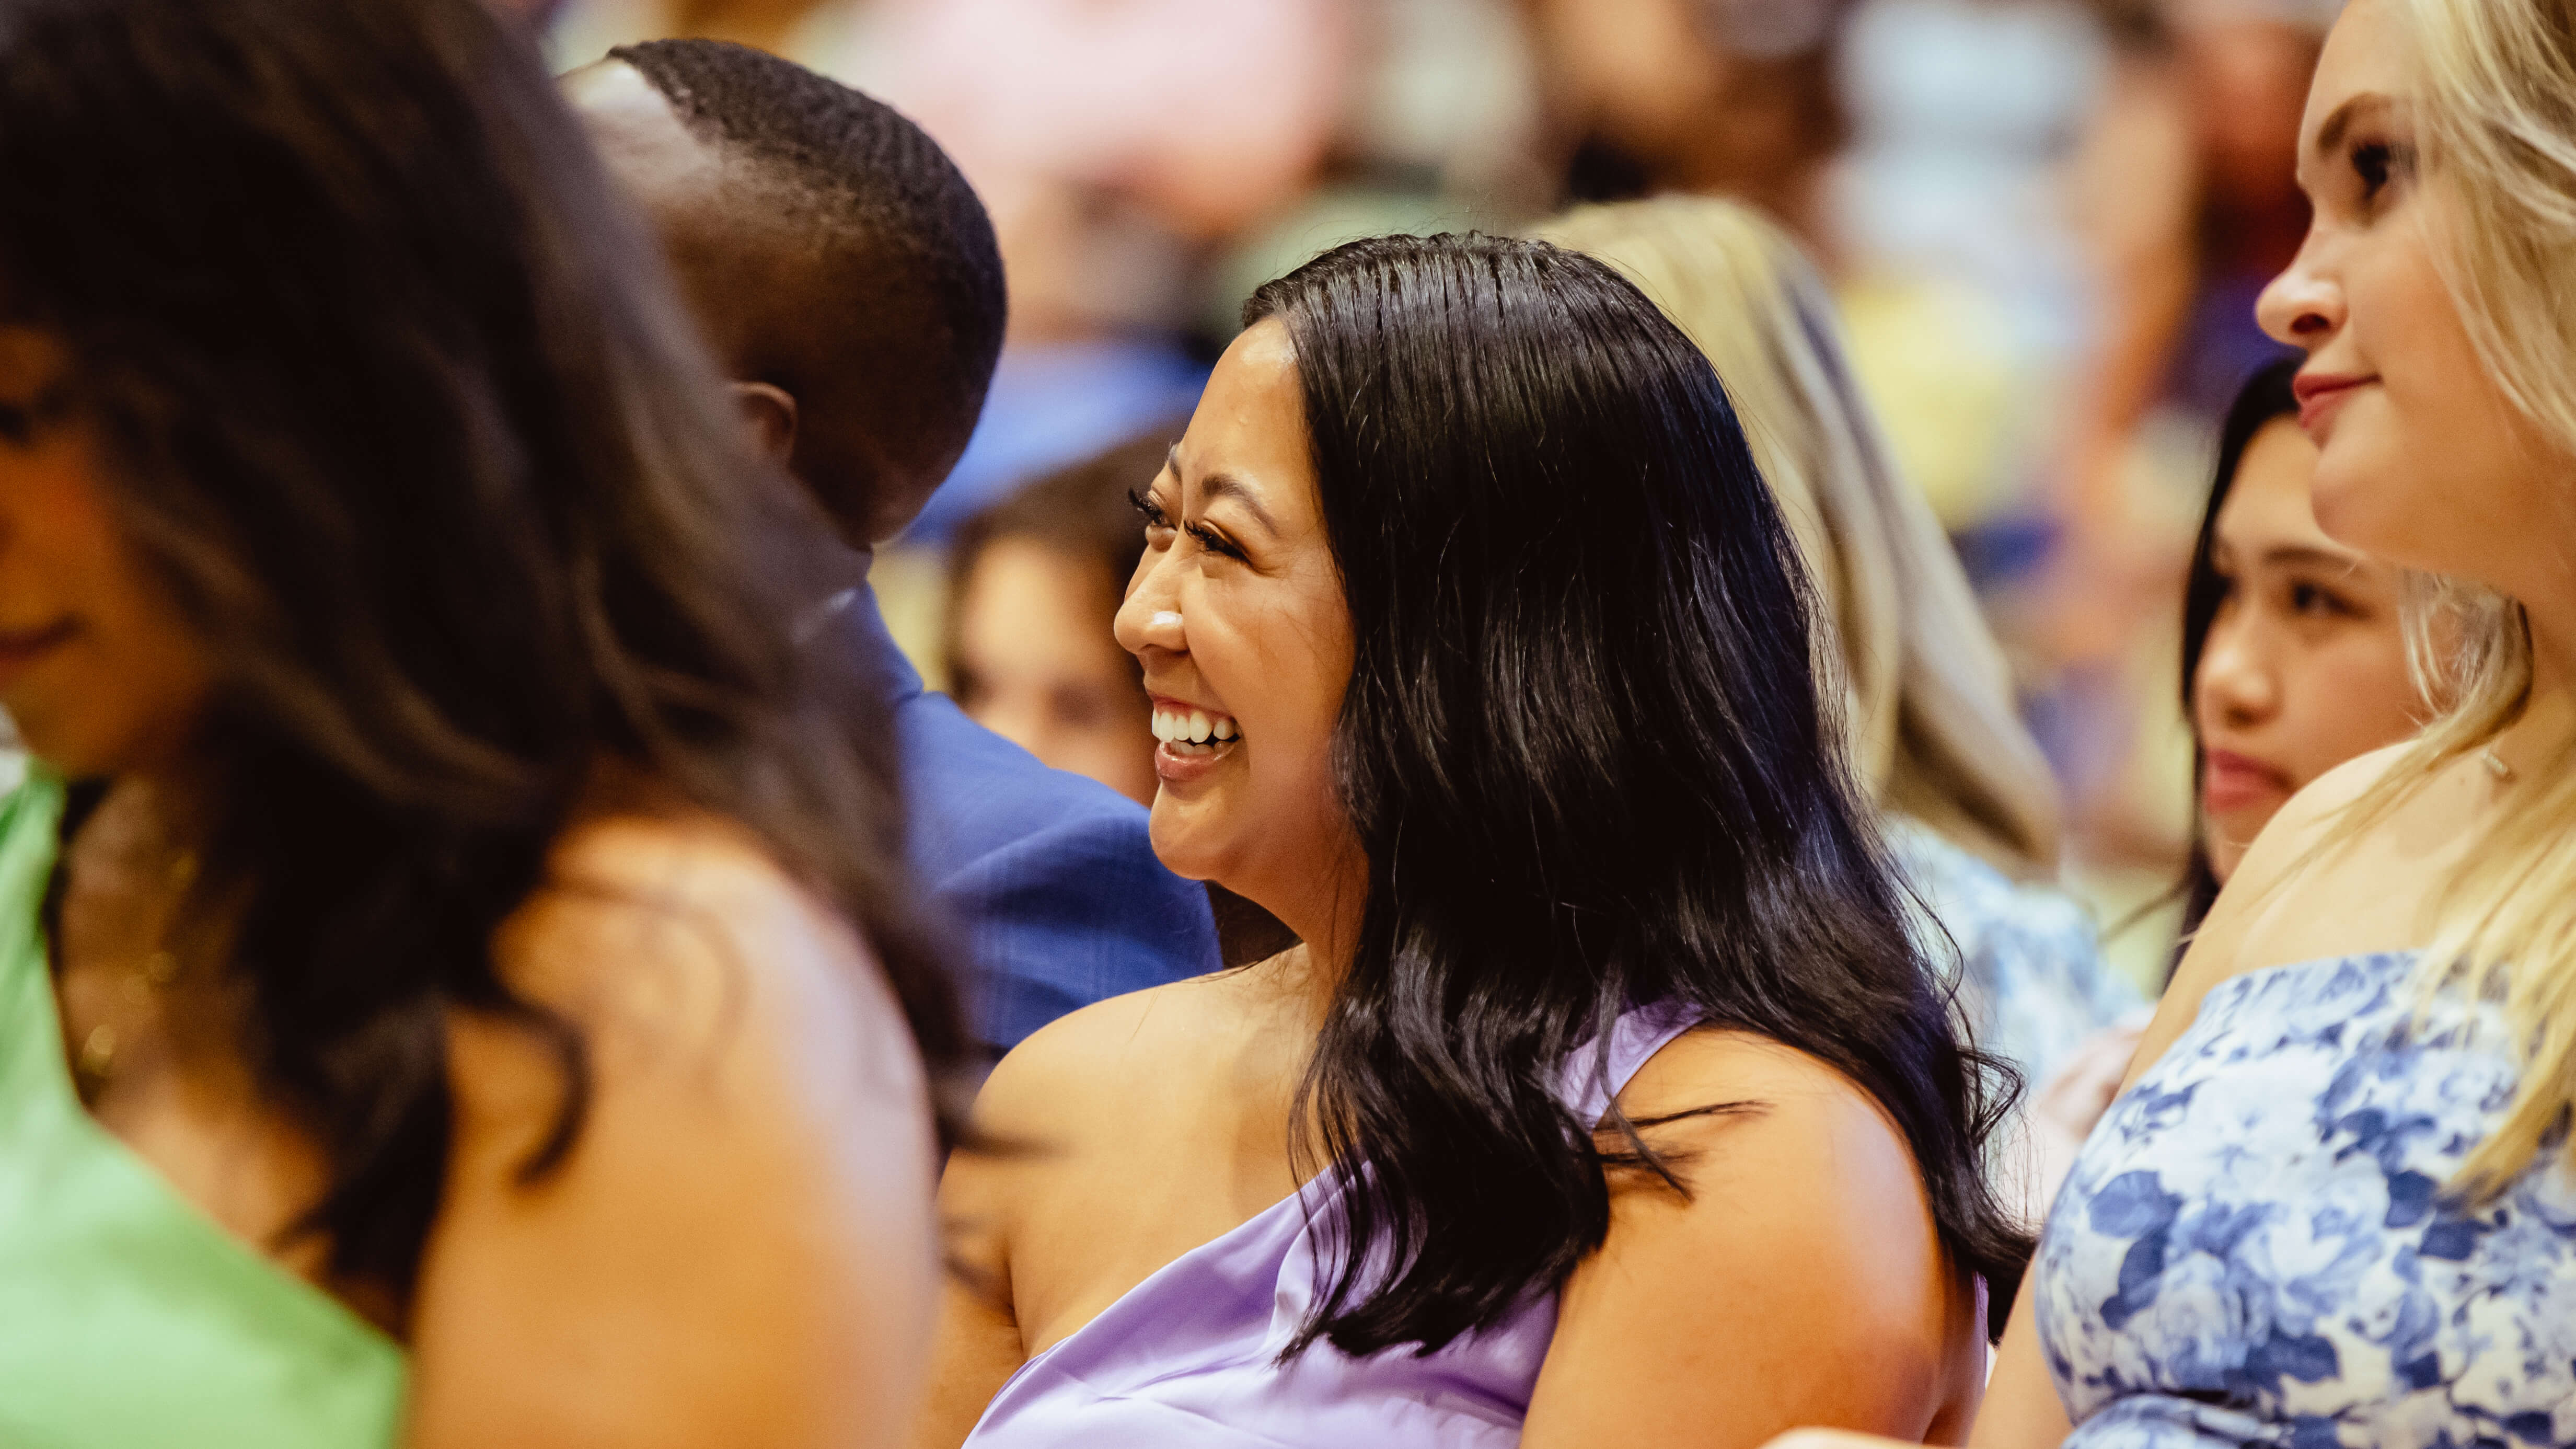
{"left": 2024, "top": 358, "right": 2433, "bottom": 1192}
{"left": 0, "top": 0, "right": 956, "bottom": 1440}
{"left": 916, "top": 234, "right": 2024, "bottom": 1447}
{"left": 2176, "top": 359, "right": 2429, "bottom": 935}
{"left": 565, "top": 41, "right": 1219, "bottom": 1055}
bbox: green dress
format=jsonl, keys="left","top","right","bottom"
{"left": 0, "top": 775, "right": 407, "bottom": 1447}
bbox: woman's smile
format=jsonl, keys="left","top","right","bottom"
{"left": 1148, "top": 694, "right": 1244, "bottom": 784}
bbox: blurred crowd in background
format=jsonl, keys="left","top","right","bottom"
{"left": 514, "top": 0, "right": 2334, "bottom": 990}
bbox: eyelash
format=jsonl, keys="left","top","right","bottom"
{"left": 2351, "top": 140, "right": 2409, "bottom": 202}
{"left": 1126, "top": 487, "right": 1247, "bottom": 561}
{"left": 1127, "top": 486, "right": 1169, "bottom": 532}
{"left": 2289, "top": 580, "right": 2356, "bottom": 618}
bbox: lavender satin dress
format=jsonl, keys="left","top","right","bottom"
{"left": 964, "top": 1003, "right": 1704, "bottom": 1447}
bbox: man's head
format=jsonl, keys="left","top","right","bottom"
{"left": 568, "top": 41, "right": 1005, "bottom": 547}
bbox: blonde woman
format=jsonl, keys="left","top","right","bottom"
{"left": 1537, "top": 197, "right": 2140, "bottom": 1117}
{"left": 1778, "top": 0, "right": 2576, "bottom": 1445}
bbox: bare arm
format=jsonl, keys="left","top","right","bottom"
{"left": 1521, "top": 1031, "right": 1981, "bottom": 1449}
{"left": 910, "top": 1147, "right": 1028, "bottom": 1449}
{"left": 402, "top": 819, "right": 939, "bottom": 1449}
{"left": 1762, "top": 749, "right": 2421, "bottom": 1449}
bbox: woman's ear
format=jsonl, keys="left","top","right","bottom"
{"left": 726, "top": 380, "right": 799, "bottom": 469}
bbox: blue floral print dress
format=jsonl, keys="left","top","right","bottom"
{"left": 2038, "top": 951, "right": 2576, "bottom": 1448}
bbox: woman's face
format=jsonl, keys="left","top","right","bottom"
{"left": 2253, "top": 0, "right": 2576, "bottom": 599}
{"left": 2194, "top": 418, "right": 2421, "bottom": 880}
{"left": 0, "top": 328, "right": 212, "bottom": 779}
{"left": 953, "top": 537, "right": 1160, "bottom": 808}
{"left": 1112, "top": 319, "right": 1356, "bottom": 928}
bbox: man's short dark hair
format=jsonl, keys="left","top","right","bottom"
{"left": 609, "top": 38, "right": 1006, "bottom": 538}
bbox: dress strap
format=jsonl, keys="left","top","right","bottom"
{"left": 1556, "top": 1000, "right": 1703, "bottom": 1125}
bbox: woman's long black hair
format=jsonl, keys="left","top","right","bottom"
{"left": 1244, "top": 234, "right": 2029, "bottom": 1356}
{"left": 2170, "top": 359, "right": 2303, "bottom": 965}
{"left": 0, "top": 0, "right": 962, "bottom": 1306}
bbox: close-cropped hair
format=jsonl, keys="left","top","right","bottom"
{"left": 0, "top": 0, "right": 963, "bottom": 1303}
{"left": 1243, "top": 233, "right": 2030, "bottom": 1358}
{"left": 1535, "top": 195, "right": 2063, "bottom": 880}
{"left": 608, "top": 37, "right": 1006, "bottom": 532}
{"left": 2328, "top": 0, "right": 2576, "bottom": 1198}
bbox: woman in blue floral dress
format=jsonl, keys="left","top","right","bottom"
{"left": 1774, "top": 0, "right": 2576, "bottom": 1444}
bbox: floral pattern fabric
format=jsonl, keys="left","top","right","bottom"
{"left": 1887, "top": 820, "right": 2139, "bottom": 1093}
{"left": 2039, "top": 951, "right": 2576, "bottom": 1449}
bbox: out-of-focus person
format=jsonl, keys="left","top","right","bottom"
{"left": 2181, "top": 358, "right": 2427, "bottom": 915}
{"left": 1525, "top": 0, "right": 1853, "bottom": 251}
{"left": 566, "top": 40, "right": 1222, "bottom": 1059}
{"left": 943, "top": 433, "right": 1302, "bottom": 968}
{"left": 2026, "top": 0, "right": 2330, "bottom": 899}
{"left": 2024, "top": 358, "right": 2430, "bottom": 1208}
{"left": 944, "top": 434, "right": 1171, "bottom": 810}
{"left": 1536, "top": 196, "right": 2138, "bottom": 1118}
{"left": 0, "top": 1, "right": 964, "bottom": 1444}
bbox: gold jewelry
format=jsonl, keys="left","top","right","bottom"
{"left": 66, "top": 846, "right": 198, "bottom": 1097}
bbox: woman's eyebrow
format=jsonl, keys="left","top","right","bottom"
{"left": 2313, "top": 91, "right": 2392, "bottom": 159}
{"left": 2262, "top": 543, "right": 2367, "bottom": 574}
{"left": 1162, "top": 442, "right": 1281, "bottom": 536}
{"left": 1195, "top": 473, "right": 1280, "bottom": 537}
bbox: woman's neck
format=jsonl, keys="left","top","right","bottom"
{"left": 1247, "top": 848, "right": 1369, "bottom": 1020}
{"left": 2500, "top": 593, "right": 2576, "bottom": 772}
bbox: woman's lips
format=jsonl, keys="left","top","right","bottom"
{"left": 2203, "top": 748, "right": 2294, "bottom": 815}
{"left": 1153, "top": 737, "right": 1241, "bottom": 786}
{"left": 2293, "top": 372, "right": 2373, "bottom": 438}
{"left": 1146, "top": 694, "right": 1242, "bottom": 789}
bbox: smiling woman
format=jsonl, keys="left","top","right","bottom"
{"left": 916, "top": 234, "right": 2026, "bottom": 1449}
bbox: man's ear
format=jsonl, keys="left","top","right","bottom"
{"left": 727, "top": 380, "right": 799, "bottom": 469}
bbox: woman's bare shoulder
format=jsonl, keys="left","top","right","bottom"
{"left": 2133, "top": 740, "right": 2438, "bottom": 1090}
{"left": 971, "top": 968, "right": 1260, "bottom": 1141}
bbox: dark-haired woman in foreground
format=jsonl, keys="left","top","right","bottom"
{"left": 916, "top": 234, "right": 2027, "bottom": 1448}
{"left": 0, "top": 1, "right": 958, "bottom": 1445}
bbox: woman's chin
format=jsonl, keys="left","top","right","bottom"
{"left": 1145, "top": 795, "right": 1231, "bottom": 884}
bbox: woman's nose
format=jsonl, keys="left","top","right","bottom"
{"left": 2256, "top": 236, "right": 2344, "bottom": 350}
{"left": 1113, "top": 559, "right": 1186, "bottom": 657}
{"left": 2197, "top": 618, "right": 2280, "bottom": 730}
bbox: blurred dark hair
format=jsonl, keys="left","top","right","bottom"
{"left": 0, "top": 0, "right": 962, "bottom": 1307}
{"left": 2171, "top": 359, "right": 2303, "bottom": 962}
{"left": 609, "top": 38, "right": 1005, "bottom": 539}
{"left": 1243, "top": 233, "right": 2029, "bottom": 1357}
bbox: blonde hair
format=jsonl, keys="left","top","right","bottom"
{"left": 1533, "top": 196, "right": 2063, "bottom": 877}
{"left": 2320, "top": 0, "right": 2576, "bottom": 1197}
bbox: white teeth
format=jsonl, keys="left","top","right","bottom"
{"left": 1152, "top": 706, "right": 1240, "bottom": 751}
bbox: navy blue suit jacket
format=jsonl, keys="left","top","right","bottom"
{"left": 847, "top": 590, "right": 1219, "bottom": 1057}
